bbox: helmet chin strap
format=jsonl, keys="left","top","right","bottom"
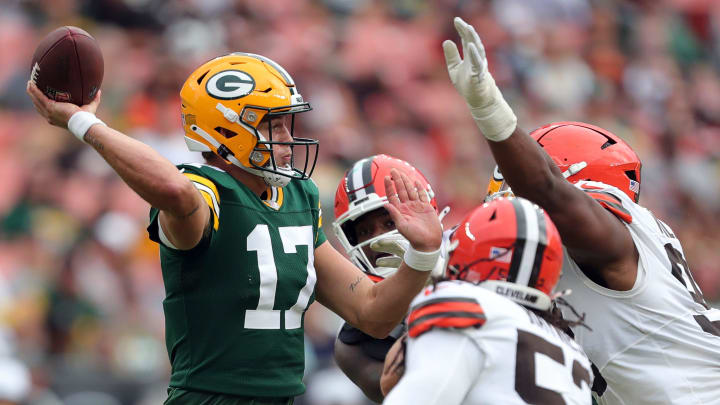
{"left": 189, "top": 124, "right": 293, "bottom": 187}
{"left": 258, "top": 166, "right": 293, "bottom": 187}
{"left": 238, "top": 121, "right": 296, "bottom": 187}
{"left": 231, "top": 155, "right": 293, "bottom": 187}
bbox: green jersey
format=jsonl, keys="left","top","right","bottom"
{"left": 148, "top": 163, "right": 326, "bottom": 398}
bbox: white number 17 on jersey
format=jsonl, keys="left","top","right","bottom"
{"left": 246, "top": 224, "right": 317, "bottom": 330}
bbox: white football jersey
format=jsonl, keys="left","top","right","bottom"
{"left": 557, "top": 181, "right": 720, "bottom": 405}
{"left": 385, "top": 280, "right": 592, "bottom": 405}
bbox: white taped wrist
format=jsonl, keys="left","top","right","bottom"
{"left": 68, "top": 111, "right": 106, "bottom": 142}
{"left": 404, "top": 246, "right": 441, "bottom": 272}
{"left": 468, "top": 74, "right": 517, "bottom": 142}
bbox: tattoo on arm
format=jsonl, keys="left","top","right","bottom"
{"left": 175, "top": 203, "right": 200, "bottom": 219}
{"left": 84, "top": 132, "right": 104, "bottom": 151}
{"left": 349, "top": 275, "right": 364, "bottom": 292}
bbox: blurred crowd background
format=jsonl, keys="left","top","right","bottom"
{"left": 1, "top": 0, "right": 719, "bottom": 404}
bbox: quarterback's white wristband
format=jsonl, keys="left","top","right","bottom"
{"left": 68, "top": 111, "right": 106, "bottom": 142}
{"left": 469, "top": 74, "right": 517, "bottom": 142}
{"left": 404, "top": 246, "right": 441, "bottom": 272}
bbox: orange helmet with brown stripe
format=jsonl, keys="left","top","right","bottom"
{"left": 180, "top": 52, "right": 318, "bottom": 187}
{"left": 446, "top": 197, "right": 563, "bottom": 311}
{"left": 486, "top": 122, "right": 642, "bottom": 203}
{"left": 333, "top": 154, "right": 438, "bottom": 278}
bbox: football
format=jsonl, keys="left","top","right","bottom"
{"left": 30, "top": 26, "right": 104, "bottom": 106}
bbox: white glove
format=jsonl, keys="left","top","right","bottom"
{"left": 443, "top": 17, "right": 517, "bottom": 142}
{"left": 370, "top": 233, "right": 450, "bottom": 279}
{"left": 371, "top": 234, "right": 409, "bottom": 269}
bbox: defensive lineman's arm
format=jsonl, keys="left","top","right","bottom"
{"left": 27, "top": 82, "right": 209, "bottom": 250}
{"left": 443, "top": 18, "right": 637, "bottom": 290}
{"left": 334, "top": 341, "right": 385, "bottom": 403}
{"left": 314, "top": 169, "right": 442, "bottom": 338}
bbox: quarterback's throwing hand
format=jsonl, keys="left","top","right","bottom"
{"left": 27, "top": 81, "right": 101, "bottom": 129}
{"left": 383, "top": 168, "right": 442, "bottom": 252}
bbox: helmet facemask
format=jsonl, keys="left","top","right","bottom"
{"left": 334, "top": 196, "right": 401, "bottom": 278}
{"left": 241, "top": 103, "right": 319, "bottom": 187}
{"left": 485, "top": 165, "right": 514, "bottom": 202}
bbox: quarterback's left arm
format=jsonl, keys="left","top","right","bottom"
{"left": 314, "top": 244, "right": 432, "bottom": 339}
{"left": 315, "top": 169, "right": 442, "bottom": 338}
{"left": 383, "top": 331, "right": 482, "bottom": 405}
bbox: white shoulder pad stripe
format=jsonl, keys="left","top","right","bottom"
{"left": 192, "top": 182, "right": 220, "bottom": 218}
{"left": 157, "top": 221, "right": 179, "bottom": 250}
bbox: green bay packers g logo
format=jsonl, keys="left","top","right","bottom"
{"left": 206, "top": 70, "right": 255, "bottom": 100}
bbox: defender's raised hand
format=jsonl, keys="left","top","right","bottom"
{"left": 383, "top": 169, "right": 442, "bottom": 253}
{"left": 443, "top": 17, "right": 489, "bottom": 104}
{"left": 443, "top": 17, "right": 517, "bottom": 142}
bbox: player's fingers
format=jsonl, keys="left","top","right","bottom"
{"left": 27, "top": 81, "right": 42, "bottom": 98}
{"left": 452, "top": 18, "right": 470, "bottom": 61}
{"left": 88, "top": 89, "right": 102, "bottom": 110}
{"left": 453, "top": 16, "right": 468, "bottom": 39}
{"left": 468, "top": 24, "right": 487, "bottom": 60}
{"left": 29, "top": 97, "right": 44, "bottom": 116}
{"left": 403, "top": 172, "right": 419, "bottom": 201}
{"left": 27, "top": 86, "right": 48, "bottom": 115}
{"left": 459, "top": 36, "right": 468, "bottom": 62}
{"left": 29, "top": 82, "right": 54, "bottom": 115}
{"left": 29, "top": 99, "right": 44, "bottom": 118}
{"left": 383, "top": 202, "right": 403, "bottom": 226}
{"left": 415, "top": 180, "right": 429, "bottom": 203}
{"left": 454, "top": 17, "right": 473, "bottom": 50}
{"left": 370, "top": 234, "right": 408, "bottom": 256}
{"left": 26, "top": 82, "right": 43, "bottom": 107}
{"left": 376, "top": 255, "right": 402, "bottom": 268}
{"left": 468, "top": 43, "right": 485, "bottom": 76}
{"left": 442, "top": 40, "right": 461, "bottom": 71}
{"left": 384, "top": 175, "right": 400, "bottom": 206}
{"left": 391, "top": 169, "right": 410, "bottom": 202}
{"left": 81, "top": 90, "right": 101, "bottom": 114}
{"left": 387, "top": 342, "right": 405, "bottom": 373}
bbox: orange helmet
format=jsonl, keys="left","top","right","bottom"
{"left": 447, "top": 197, "right": 563, "bottom": 310}
{"left": 180, "top": 52, "right": 318, "bottom": 187}
{"left": 333, "top": 155, "right": 437, "bottom": 277}
{"left": 486, "top": 122, "right": 642, "bottom": 203}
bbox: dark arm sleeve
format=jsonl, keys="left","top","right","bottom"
{"left": 338, "top": 322, "right": 405, "bottom": 361}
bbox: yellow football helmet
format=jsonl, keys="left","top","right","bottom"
{"left": 180, "top": 52, "right": 318, "bottom": 187}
